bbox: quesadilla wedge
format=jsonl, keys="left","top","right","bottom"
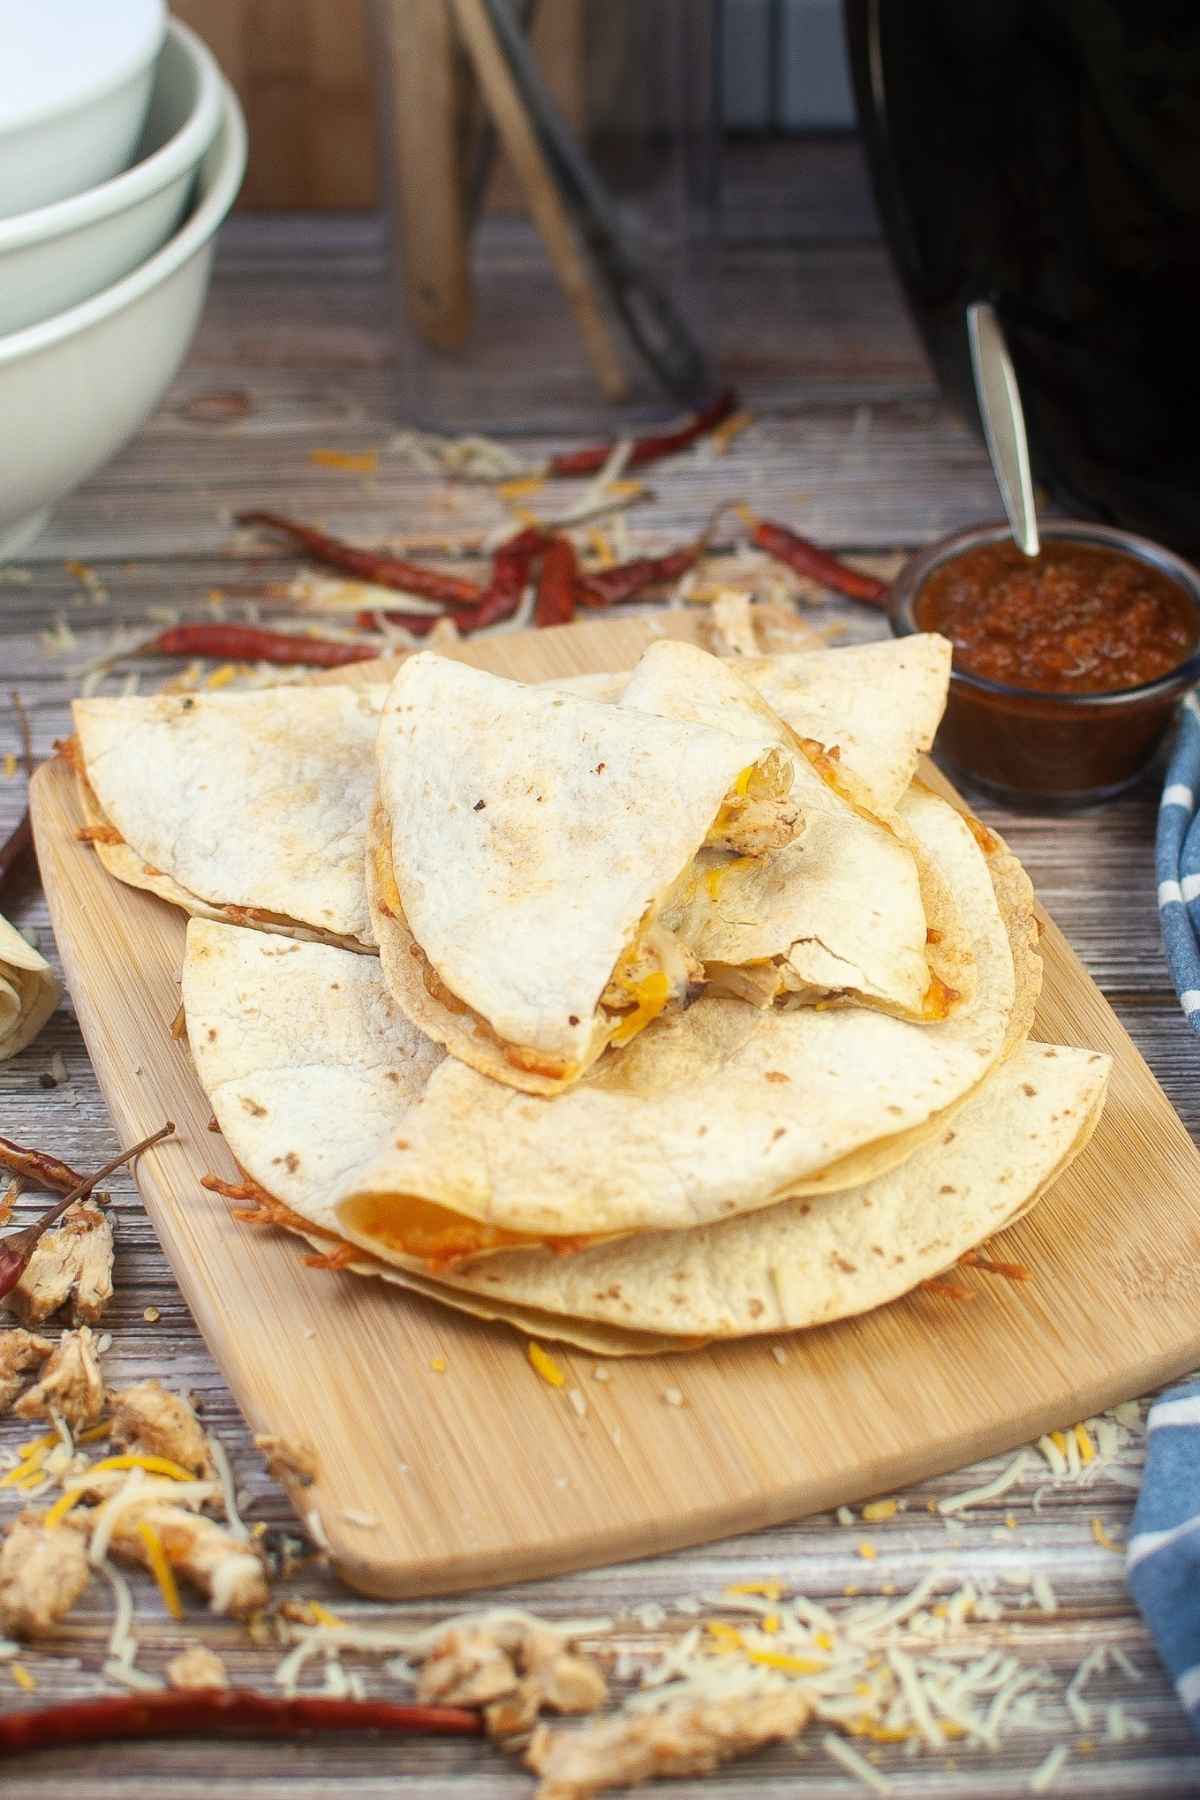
{"left": 0, "top": 912, "right": 60, "bottom": 1061}
{"left": 615, "top": 641, "right": 975, "bottom": 1020}
{"left": 551, "top": 632, "right": 953, "bottom": 816}
{"left": 72, "top": 686, "right": 387, "bottom": 950}
{"left": 183, "top": 923, "right": 1100, "bottom": 1347}
{"left": 369, "top": 652, "right": 802, "bottom": 1095}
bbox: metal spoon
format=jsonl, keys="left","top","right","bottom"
{"left": 967, "top": 300, "right": 1040, "bottom": 558}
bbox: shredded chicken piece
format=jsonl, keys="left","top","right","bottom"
{"left": 418, "top": 1621, "right": 607, "bottom": 1741}
{"left": 166, "top": 1642, "right": 229, "bottom": 1690}
{"left": 526, "top": 1689, "right": 812, "bottom": 1798}
{"left": 14, "top": 1327, "right": 105, "bottom": 1430}
{"left": 704, "top": 592, "right": 826, "bottom": 659}
{"left": 77, "top": 1499, "right": 269, "bottom": 1618}
{"left": 417, "top": 1627, "right": 521, "bottom": 1707}
{"left": 0, "top": 1511, "right": 91, "bottom": 1637}
{"left": 706, "top": 751, "right": 800, "bottom": 856}
{"left": 601, "top": 927, "right": 703, "bottom": 1015}
{"left": 109, "top": 1380, "right": 214, "bottom": 1477}
{"left": 0, "top": 1328, "right": 54, "bottom": 1412}
{"left": 253, "top": 1432, "right": 318, "bottom": 1486}
{"left": 5, "top": 1202, "right": 114, "bottom": 1327}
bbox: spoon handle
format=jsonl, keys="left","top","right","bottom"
{"left": 967, "top": 300, "right": 1040, "bottom": 558}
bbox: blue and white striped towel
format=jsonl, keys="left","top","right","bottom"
{"left": 1128, "top": 1379, "right": 1200, "bottom": 1726}
{"left": 1157, "top": 691, "right": 1200, "bottom": 1032}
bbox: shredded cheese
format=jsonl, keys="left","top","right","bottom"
{"left": 309, "top": 448, "right": 378, "bottom": 474}
{"left": 938, "top": 1451, "right": 1028, "bottom": 1515}
{"left": 9, "top": 1663, "right": 35, "bottom": 1692}
{"left": 527, "top": 1342, "right": 566, "bottom": 1388}
{"left": 137, "top": 1520, "right": 183, "bottom": 1619}
{"left": 1029, "top": 1743, "right": 1070, "bottom": 1791}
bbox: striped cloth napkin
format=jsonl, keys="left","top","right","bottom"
{"left": 1128, "top": 1379, "right": 1200, "bottom": 1726}
{"left": 1157, "top": 692, "right": 1200, "bottom": 1031}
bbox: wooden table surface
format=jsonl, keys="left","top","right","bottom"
{"left": 1, "top": 211, "right": 1196, "bottom": 1797}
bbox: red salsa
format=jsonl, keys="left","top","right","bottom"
{"left": 915, "top": 540, "right": 1197, "bottom": 693}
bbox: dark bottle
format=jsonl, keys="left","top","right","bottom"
{"left": 844, "top": 1, "right": 1200, "bottom": 555}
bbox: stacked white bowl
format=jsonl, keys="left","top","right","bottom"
{"left": 0, "top": 2, "right": 247, "bottom": 556}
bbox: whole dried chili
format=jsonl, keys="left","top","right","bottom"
{"left": 743, "top": 511, "right": 888, "bottom": 606}
{"left": 579, "top": 545, "right": 699, "bottom": 608}
{"left": 129, "top": 625, "right": 380, "bottom": 669}
{"left": 534, "top": 535, "right": 580, "bottom": 628}
{"left": 0, "top": 1691, "right": 483, "bottom": 1756}
{"left": 0, "top": 1123, "right": 173, "bottom": 1299}
{"left": 235, "top": 511, "right": 485, "bottom": 609}
{"left": 546, "top": 389, "right": 738, "bottom": 479}
{"left": 0, "top": 1136, "right": 86, "bottom": 1195}
{"left": 366, "top": 526, "right": 549, "bottom": 639}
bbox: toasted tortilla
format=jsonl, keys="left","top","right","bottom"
{"left": 370, "top": 652, "right": 801, "bottom": 1096}
{"left": 183, "top": 924, "right": 1098, "bottom": 1348}
{"left": 396, "top": 1041, "right": 1110, "bottom": 1336}
{"left": 73, "top": 687, "right": 387, "bottom": 949}
{"left": 616, "top": 640, "right": 975, "bottom": 1020}
{"left": 552, "top": 633, "right": 952, "bottom": 816}
{"left": 0, "top": 913, "right": 60, "bottom": 1061}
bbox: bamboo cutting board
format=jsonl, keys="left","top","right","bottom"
{"left": 30, "top": 615, "right": 1200, "bottom": 1599}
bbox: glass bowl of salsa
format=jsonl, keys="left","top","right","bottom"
{"left": 889, "top": 520, "right": 1200, "bottom": 805}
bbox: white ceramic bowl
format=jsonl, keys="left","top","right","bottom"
{"left": 0, "top": 22, "right": 223, "bottom": 338}
{"left": 0, "top": 0, "right": 166, "bottom": 218}
{"left": 0, "top": 82, "right": 247, "bottom": 559}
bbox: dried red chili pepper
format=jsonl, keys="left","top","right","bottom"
{"left": 129, "top": 625, "right": 380, "bottom": 669}
{"left": 745, "top": 513, "right": 888, "bottom": 606}
{"left": 0, "top": 1136, "right": 86, "bottom": 1195}
{"left": 547, "top": 389, "right": 738, "bottom": 478}
{"left": 368, "top": 526, "right": 549, "bottom": 639}
{"left": 0, "top": 1123, "right": 173, "bottom": 1300}
{"left": 579, "top": 545, "right": 699, "bottom": 608}
{"left": 534, "top": 535, "right": 580, "bottom": 628}
{"left": 0, "top": 1690, "right": 483, "bottom": 1757}
{"left": 236, "top": 511, "right": 484, "bottom": 609}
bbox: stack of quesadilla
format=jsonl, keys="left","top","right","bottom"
{"left": 73, "top": 631, "right": 1110, "bottom": 1353}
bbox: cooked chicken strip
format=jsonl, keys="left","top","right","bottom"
{"left": 5, "top": 1202, "right": 114, "bottom": 1327}
{"left": 110, "top": 1380, "right": 214, "bottom": 1478}
{"left": 526, "top": 1689, "right": 811, "bottom": 1799}
{"left": 0, "top": 1511, "right": 91, "bottom": 1637}
{"left": 0, "top": 1329, "right": 54, "bottom": 1413}
{"left": 13, "top": 1327, "right": 105, "bottom": 1430}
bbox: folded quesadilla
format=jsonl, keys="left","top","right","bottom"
{"left": 553, "top": 632, "right": 953, "bottom": 817}
{"left": 183, "top": 921, "right": 1097, "bottom": 1350}
{"left": 615, "top": 640, "right": 975, "bottom": 1020}
{"left": 0, "top": 913, "right": 60, "bottom": 1061}
{"left": 72, "top": 686, "right": 387, "bottom": 949}
{"left": 183, "top": 788, "right": 1038, "bottom": 1272}
{"left": 369, "top": 652, "right": 802, "bottom": 1095}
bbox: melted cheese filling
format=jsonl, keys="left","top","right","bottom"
{"left": 339, "top": 1192, "right": 599, "bottom": 1271}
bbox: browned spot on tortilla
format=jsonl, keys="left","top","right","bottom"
{"left": 886, "top": 1105, "right": 903, "bottom": 1116}
{"left": 271, "top": 1151, "right": 301, "bottom": 1174}
{"left": 1022, "top": 1082, "right": 1036, "bottom": 1096}
{"left": 832, "top": 1255, "right": 857, "bottom": 1274}
{"left": 394, "top": 1138, "right": 409, "bottom": 1150}
{"left": 771, "top": 1127, "right": 786, "bottom": 1143}
{"left": 926, "top": 927, "right": 943, "bottom": 944}
{"left": 939, "top": 1184, "right": 956, "bottom": 1195}
{"left": 943, "top": 1130, "right": 956, "bottom": 1144}
{"left": 962, "top": 811, "right": 999, "bottom": 854}
{"left": 764, "top": 1071, "right": 790, "bottom": 1084}
{"left": 748, "top": 1298, "right": 764, "bottom": 1318}
{"left": 207, "top": 1028, "right": 218, "bottom": 1042}
{"left": 240, "top": 1098, "right": 267, "bottom": 1118}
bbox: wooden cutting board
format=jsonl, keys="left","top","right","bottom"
{"left": 30, "top": 614, "right": 1200, "bottom": 1599}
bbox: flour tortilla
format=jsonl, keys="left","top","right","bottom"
{"left": 73, "top": 687, "right": 387, "bottom": 949}
{"left": 182, "top": 924, "right": 1097, "bottom": 1349}
{"left": 616, "top": 640, "right": 975, "bottom": 1019}
{"left": 402, "top": 1041, "right": 1110, "bottom": 1336}
{"left": 0, "top": 913, "right": 60, "bottom": 1060}
{"left": 370, "top": 652, "right": 800, "bottom": 1096}
{"left": 182, "top": 918, "right": 673, "bottom": 1356}
{"left": 552, "top": 633, "right": 952, "bottom": 816}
